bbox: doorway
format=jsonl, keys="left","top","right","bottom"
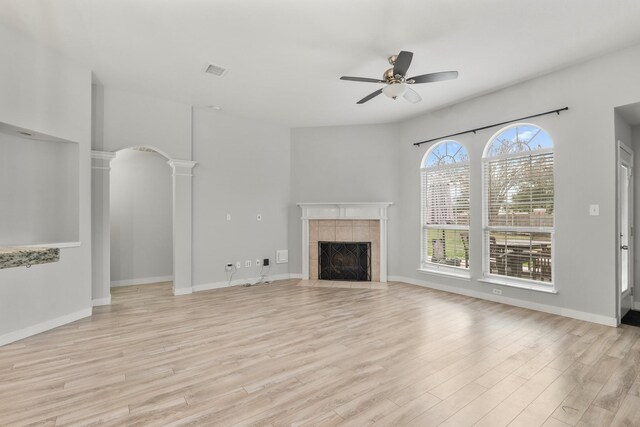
{"left": 618, "top": 141, "right": 634, "bottom": 322}
{"left": 110, "top": 148, "right": 173, "bottom": 289}
{"left": 91, "top": 146, "right": 195, "bottom": 306}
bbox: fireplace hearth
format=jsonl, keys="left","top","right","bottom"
{"left": 319, "top": 241, "right": 371, "bottom": 281}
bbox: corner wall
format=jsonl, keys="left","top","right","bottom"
{"left": 192, "top": 109, "right": 292, "bottom": 288}
{"left": 288, "top": 124, "right": 401, "bottom": 276}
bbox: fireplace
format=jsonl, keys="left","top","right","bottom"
{"left": 298, "top": 202, "right": 392, "bottom": 283}
{"left": 319, "top": 242, "right": 371, "bottom": 281}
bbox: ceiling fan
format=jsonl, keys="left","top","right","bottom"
{"left": 340, "top": 51, "right": 458, "bottom": 104}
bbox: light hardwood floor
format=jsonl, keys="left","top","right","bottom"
{"left": 1, "top": 280, "right": 640, "bottom": 426}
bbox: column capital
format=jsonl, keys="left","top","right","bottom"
{"left": 91, "top": 150, "right": 117, "bottom": 161}
{"left": 91, "top": 150, "right": 116, "bottom": 170}
{"left": 168, "top": 159, "right": 197, "bottom": 176}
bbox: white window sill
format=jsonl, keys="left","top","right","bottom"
{"left": 417, "top": 267, "right": 471, "bottom": 281}
{"left": 478, "top": 276, "right": 557, "bottom": 294}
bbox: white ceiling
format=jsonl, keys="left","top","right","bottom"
{"left": 2, "top": 0, "right": 640, "bottom": 128}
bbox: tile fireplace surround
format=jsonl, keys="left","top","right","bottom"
{"left": 297, "top": 203, "right": 392, "bottom": 282}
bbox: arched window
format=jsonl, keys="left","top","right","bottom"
{"left": 483, "top": 124, "right": 554, "bottom": 285}
{"left": 421, "top": 141, "right": 470, "bottom": 271}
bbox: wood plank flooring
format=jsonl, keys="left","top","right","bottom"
{"left": 1, "top": 279, "right": 640, "bottom": 426}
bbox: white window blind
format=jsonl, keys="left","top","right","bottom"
{"left": 483, "top": 125, "right": 554, "bottom": 285}
{"left": 421, "top": 141, "right": 470, "bottom": 270}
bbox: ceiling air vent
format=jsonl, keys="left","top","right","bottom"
{"left": 204, "top": 63, "right": 228, "bottom": 77}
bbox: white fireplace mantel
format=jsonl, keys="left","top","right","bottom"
{"left": 297, "top": 202, "right": 393, "bottom": 282}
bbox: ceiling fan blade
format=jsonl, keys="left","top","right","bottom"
{"left": 408, "top": 71, "right": 458, "bottom": 84}
{"left": 403, "top": 87, "right": 422, "bottom": 104}
{"left": 393, "top": 51, "right": 413, "bottom": 77}
{"left": 357, "top": 88, "right": 383, "bottom": 104}
{"left": 340, "top": 76, "right": 384, "bottom": 83}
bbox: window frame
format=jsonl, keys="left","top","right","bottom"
{"left": 481, "top": 124, "right": 556, "bottom": 291}
{"left": 420, "top": 140, "right": 471, "bottom": 277}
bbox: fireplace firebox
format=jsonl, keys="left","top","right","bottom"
{"left": 318, "top": 241, "right": 371, "bottom": 281}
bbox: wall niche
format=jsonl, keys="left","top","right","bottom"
{"left": 0, "top": 122, "right": 79, "bottom": 246}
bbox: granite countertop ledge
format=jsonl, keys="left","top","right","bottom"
{"left": 0, "top": 247, "right": 60, "bottom": 269}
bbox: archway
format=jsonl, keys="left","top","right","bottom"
{"left": 90, "top": 147, "right": 196, "bottom": 305}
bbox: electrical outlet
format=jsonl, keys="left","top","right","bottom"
{"left": 225, "top": 263, "right": 233, "bottom": 271}
{"left": 263, "top": 258, "right": 269, "bottom": 266}
{"left": 236, "top": 261, "right": 241, "bottom": 269}
{"left": 492, "top": 288, "right": 502, "bottom": 295}
{"left": 226, "top": 213, "right": 231, "bottom": 221}
{"left": 245, "top": 260, "right": 252, "bottom": 268}
{"left": 256, "top": 259, "right": 261, "bottom": 266}
{"left": 257, "top": 214, "right": 262, "bottom": 221}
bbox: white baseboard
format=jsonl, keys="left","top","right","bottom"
{"left": 111, "top": 275, "right": 173, "bottom": 287}
{"left": 388, "top": 275, "right": 618, "bottom": 327}
{"left": 193, "top": 273, "right": 295, "bottom": 292}
{"left": 173, "top": 287, "right": 193, "bottom": 296}
{"left": 0, "top": 307, "right": 92, "bottom": 347}
{"left": 289, "top": 273, "right": 303, "bottom": 279}
{"left": 92, "top": 296, "right": 111, "bottom": 306}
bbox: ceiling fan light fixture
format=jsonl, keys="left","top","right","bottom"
{"left": 382, "top": 83, "right": 406, "bottom": 99}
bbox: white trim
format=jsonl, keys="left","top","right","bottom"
{"left": 92, "top": 297, "right": 111, "bottom": 306}
{"left": 110, "top": 275, "right": 173, "bottom": 287}
{"left": 618, "top": 140, "right": 635, "bottom": 322}
{"left": 388, "top": 275, "right": 616, "bottom": 327}
{"left": 18, "top": 242, "right": 81, "bottom": 249}
{"left": 173, "top": 287, "right": 193, "bottom": 296}
{"left": 168, "top": 159, "right": 197, "bottom": 168}
{"left": 91, "top": 150, "right": 116, "bottom": 161}
{"left": 193, "top": 273, "right": 294, "bottom": 292}
{"left": 0, "top": 308, "right": 92, "bottom": 347}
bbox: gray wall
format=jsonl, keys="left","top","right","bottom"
{"left": 288, "top": 124, "right": 401, "bottom": 274}
{"left": 92, "top": 86, "right": 192, "bottom": 160}
{"left": 192, "top": 108, "right": 291, "bottom": 286}
{"left": 0, "top": 23, "right": 92, "bottom": 342}
{"left": 0, "top": 133, "right": 79, "bottom": 245}
{"left": 110, "top": 149, "right": 173, "bottom": 283}
{"left": 396, "top": 44, "right": 640, "bottom": 321}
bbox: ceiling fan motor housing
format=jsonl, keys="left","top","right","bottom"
{"left": 383, "top": 68, "right": 404, "bottom": 83}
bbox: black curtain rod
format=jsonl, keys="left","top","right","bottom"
{"left": 413, "top": 107, "right": 569, "bottom": 147}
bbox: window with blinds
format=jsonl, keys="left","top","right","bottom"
{"left": 421, "top": 141, "right": 470, "bottom": 270}
{"left": 483, "top": 124, "right": 554, "bottom": 284}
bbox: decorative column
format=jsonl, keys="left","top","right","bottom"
{"left": 168, "top": 160, "right": 197, "bottom": 295}
{"left": 91, "top": 150, "right": 116, "bottom": 306}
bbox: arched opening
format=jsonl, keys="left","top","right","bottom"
{"left": 91, "top": 146, "right": 195, "bottom": 306}
{"left": 109, "top": 147, "right": 173, "bottom": 292}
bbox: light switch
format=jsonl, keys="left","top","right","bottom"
{"left": 226, "top": 213, "right": 231, "bottom": 221}
{"left": 589, "top": 204, "right": 599, "bottom": 216}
